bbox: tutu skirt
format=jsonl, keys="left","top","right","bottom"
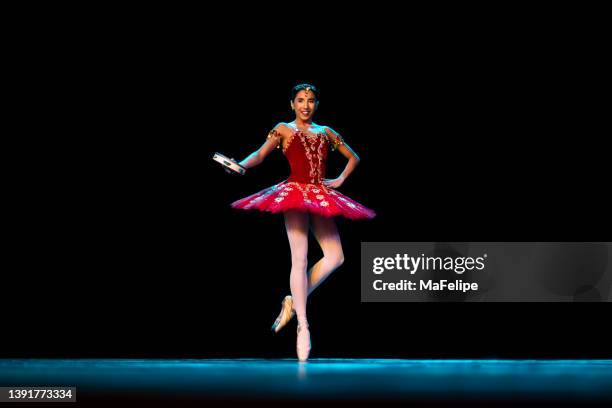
{"left": 231, "top": 180, "right": 376, "bottom": 220}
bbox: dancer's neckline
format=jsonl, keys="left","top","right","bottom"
{"left": 292, "top": 121, "right": 313, "bottom": 133}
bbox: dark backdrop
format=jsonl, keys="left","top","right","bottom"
{"left": 5, "top": 58, "right": 610, "bottom": 358}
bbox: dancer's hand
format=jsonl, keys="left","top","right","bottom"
{"left": 323, "top": 176, "right": 344, "bottom": 189}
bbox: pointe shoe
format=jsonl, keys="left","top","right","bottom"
{"left": 296, "top": 320, "right": 311, "bottom": 362}
{"left": 271, "top": 295, "right": 295, "bottom": 333}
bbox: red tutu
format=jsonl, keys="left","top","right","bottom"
{"left": 231, "top": 124, "right": 376, "bottom": 220}
{"left": 231, "top": 180, "right": 376, "bottom": 220}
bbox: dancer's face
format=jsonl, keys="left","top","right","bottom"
{"left": 291, "top": 90, "right": 317, "bottom": 121}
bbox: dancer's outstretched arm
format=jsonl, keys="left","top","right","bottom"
{"left": 238, "top": 124, "right": 287, "bottom": 169}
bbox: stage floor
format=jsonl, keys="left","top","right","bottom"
{"left": 1, "top": 359, "right": 612, "bottom": 406}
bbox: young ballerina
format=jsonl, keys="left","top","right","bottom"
{"left": 228, "top": 84, "right": 375, "bottom": 362}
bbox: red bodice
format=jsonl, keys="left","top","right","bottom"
{"left": 283, "top": 129, "right": 330, "bottom": 185}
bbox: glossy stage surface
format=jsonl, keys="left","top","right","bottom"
{"left": 2, "top": 359, "right": 612, "bottom": 406}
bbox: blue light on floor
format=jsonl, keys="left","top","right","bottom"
{"left": 1, "top": 359, "right": 611, "bottom": 402}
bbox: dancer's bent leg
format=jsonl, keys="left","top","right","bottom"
{"left": 307, "top": 214, "right": 344, "bottom": 295}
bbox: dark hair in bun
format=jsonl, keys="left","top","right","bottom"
{"left": 291, "top": 83, "right": 319, "bottom": 101}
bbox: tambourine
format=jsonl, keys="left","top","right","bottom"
{"left": 213, "top": 152, "right": 246, "bottom": 175}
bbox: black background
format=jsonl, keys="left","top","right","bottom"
{"left": 4, "top": 38, "right": 610, "bottom": 360}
